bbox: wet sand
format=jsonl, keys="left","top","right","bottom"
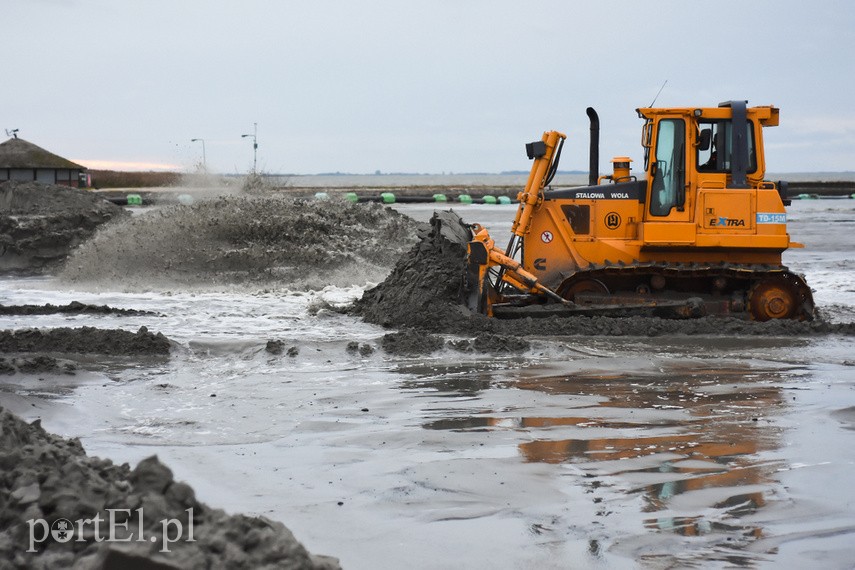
{"left": 0, "top": 195, "right": 853, "bottom": 568}
{"left": 0, "top": 181, "right": 127, "bottom": 272}
{"left": 0, "top": 326, "right": 171, "bottom": 356}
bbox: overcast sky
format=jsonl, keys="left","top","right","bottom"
{"left": 5, "top": 0, "right": 855, "bottom": 174}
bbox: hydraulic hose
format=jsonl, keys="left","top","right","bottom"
{"left": 544, "top": 138, "right": 565, "bottom": 187}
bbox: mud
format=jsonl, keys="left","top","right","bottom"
{"left": 0, "top": 326, "right": 172, "bottom": 356}
{"left": 0, "top": 407, "right": 339, "bottom": 569}
{"left": 0, "top": 200, "right": 850, "bottom": 569}
{"left": 0, "top": 301, "right": 153, "bottom": 316}
{"left": 381, "top": 328, "right": 530, "bottom": 356}
{"left": 0, "top": 181, "right": 128, "bottom": 272}
{"left": 452, "top": 332, "right": 531, "bottom": 353}
{"left": 351, "top": 210, "right": 474, "bottom": 331}
{"left": 265, "top": 340, "right": 300, "bottom": 357}
{"left": 59, "top": 195, "right": 423, "bottom": 291}
{"left": 345, "top": 341, "right": 375, "bottom": 357}
{"left": 381, "top": 329, "right": 445, "bottom": 356}
{"left": 353, "top": 210, "right": 855, "bottom": 344}
{"left": 0, "top": 356, "right": 76, "bottom": 375}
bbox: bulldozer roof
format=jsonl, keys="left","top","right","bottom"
{"left": 636, "top": 103, "right": 779, "bottom": 126}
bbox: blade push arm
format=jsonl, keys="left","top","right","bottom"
{"left": 463, "top": 129, "right": 568, "bottom": 316}
{"left": 510, "top": 130, "right": 566, "bottom": 239}
{"left": 469, "top": 224, "right": 570, "bottom": 305}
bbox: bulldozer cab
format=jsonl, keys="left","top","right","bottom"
{"left": 638, "top": 101, "right": 780, "bottom": 241}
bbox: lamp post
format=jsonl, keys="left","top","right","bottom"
{"left": 241, "top": 123, "right": 257, "bottom": 173}
{"left": 190, "top": 138, "right": 206, "bottom": 170}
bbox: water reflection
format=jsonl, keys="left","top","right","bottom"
{"left": 421, "top": 363, "right": 790, "bottom": 547}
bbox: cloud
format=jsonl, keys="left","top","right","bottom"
{"left": 8, "top": 1, "right": 855, "bottom": 173}
{"left": 784, "top": 116, "right": 855, "bottom": 137}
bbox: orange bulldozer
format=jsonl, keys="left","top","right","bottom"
{"left": 463, "top": 101, "right": 814, "bottom": 321}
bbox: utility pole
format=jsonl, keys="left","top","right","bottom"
{"left": 191, "top": 138, "right": 206, "bottom": 170}
{"left": 241, "top": 123, "right": 258, "bottom": 173}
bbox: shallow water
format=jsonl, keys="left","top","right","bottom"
{"left": 1, "top": 200, "right": 854, "bottom": 568}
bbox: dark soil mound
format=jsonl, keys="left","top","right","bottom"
{"left": 60, "top": 195, "right": 423, "bottom": 290}
{"left": 0, "top": 181, "right": 128, "bottom": 272}
{"left": 351, "top": 210, "right": 478, "bottom": 331}
{"left": 352, "top": 211, "right": 855, "bottom": 341}
{"left": 0, "top": 356, "right": 76, "bottom": 375}
{"left": 381, "top": 329, "right": 530, "bottom": 356}
{"left": 381, "top": 329, "right": 445, "bottom": 355}
{"left": 453, "top": 332, "right": 531, "bottom": 353}
{"left": 0, "top": 301, "right": 153, "bottom": 316}
{"left": 0, "top": 407, "right": 339, "bottom": 569}
{"left": 0, "top": 326, "right": 172, "bottom": 356}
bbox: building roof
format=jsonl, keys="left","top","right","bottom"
{"left": 0, "top": 137, "right": 85, "bottom": 170}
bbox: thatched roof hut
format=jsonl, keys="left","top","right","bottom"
{"left": 0, "top": 137, "right": 87, "bottom": 187}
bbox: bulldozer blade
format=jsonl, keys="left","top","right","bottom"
{"left": 465, "top": 240, "right": 491, "bottom": 314}
{"left": 432, "top": 210, "right": 472, "bottom": 245}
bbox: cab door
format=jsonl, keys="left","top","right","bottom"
{"left": 643, "top": 116, "right": 695, "bottom": 244}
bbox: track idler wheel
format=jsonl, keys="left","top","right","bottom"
{"left": 748, "top": 276, "right": 801, "bottom": 321}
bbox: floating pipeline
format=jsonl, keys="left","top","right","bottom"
{"left": 795, "top": 193, "right": 853, "bottom": 200}
{"left": 93, "top": 180, "right": 855, "bottom": 206}
{"left": 345, "top": 189, "right": 855, "bottom": 203}
{"left": 344, "top": 192, "right": 510, "bottom": 205}
{"left": 108, "top": 191, "right": 854, "bottom": 205}
{"left": 96, "top": 191, "right": 517, "bottom": 206}
{"left": 785, "top": 180, "right": 855, "bottom": 198}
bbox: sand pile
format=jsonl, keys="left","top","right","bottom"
{"left": 0, "top": 407, "right": 339, "bottom": 569}
{"left": 352, "top": 211, "right": 855, "bottom": 342}
{"left": 60, "top": 195, "right": 423, "bottom": 290}
{"left": 0, "top": 356, "right": 76, "bottom": 376}
{"left": 0, "top": 326, "right": 171, "bottom": 356}
{"left": 0, "top": 302, "right": 153, "bottom": 316}
{"left": 0, "top": 181, "right": 128, "bottom": 272}
{"left": 351, "top": 210, "right": 477, "bottom": 331}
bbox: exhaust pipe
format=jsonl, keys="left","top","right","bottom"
{"left": 586, "top": 107, "right": 599, "bottom": 186}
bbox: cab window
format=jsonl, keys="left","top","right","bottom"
{"left": 697, "top": 120, "right": 756, "bottom": 172}
{"left": 649, "top": 119, "right": 685, "bottom": 216}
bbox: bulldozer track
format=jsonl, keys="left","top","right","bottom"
{"left": 552, "top": 261, "right": 815, "bottom": 321}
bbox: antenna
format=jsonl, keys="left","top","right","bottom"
{"left": 5, "top": 128, "right": 19, "bottom": 139}
{"left": 648, "top": 80, "right": 668, "bottom": 107}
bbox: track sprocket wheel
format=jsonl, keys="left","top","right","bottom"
{"left": 748, "top": 276, "right": 800, "bottom": 321}
{"left": 559, "top": 279, "right": 609, "bottom": 303}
